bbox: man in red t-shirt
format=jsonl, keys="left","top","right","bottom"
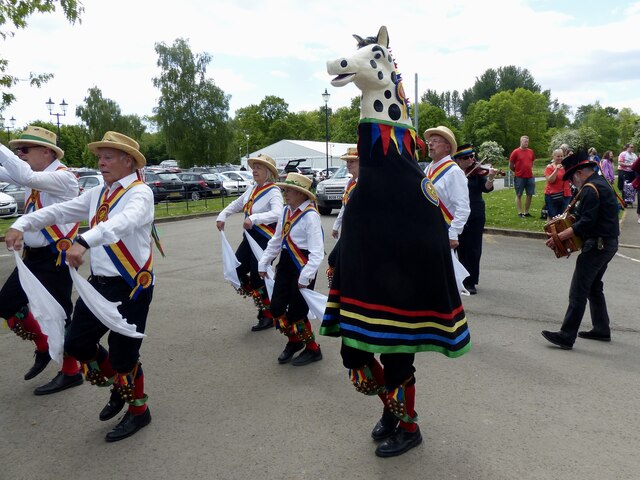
{"left": 509, "top": 135, "right": 536, "bottom": 217}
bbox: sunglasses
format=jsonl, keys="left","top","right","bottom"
{"left": 14, "top": 146, "right": 37, "bottom": 154}
{"left": 458, "top": 154, "right": 475, "bottom": 160}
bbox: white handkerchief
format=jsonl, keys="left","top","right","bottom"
{"left": 220, "top": 231, "right": 241, "bottom": 289}
{"left": 451, "top": 250, "right": 470, "bottom": 296}
{"left": 14, "top": 251, "right": 65, "bottom": 365}
{"left": 68, "top": 267, "right": 145, "bottom": 338}
{"left": 300, "top": 288, "right": 328, "bottom": 321}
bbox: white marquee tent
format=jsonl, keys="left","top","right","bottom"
{"left": 241, "top": 140, "right": 356, "bottom": 170}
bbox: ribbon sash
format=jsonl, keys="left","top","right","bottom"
{"left": 281, "top": 204, "right": 317, "bottom": 271}
{"left": 244, "top": 183, "right": 279, "bottom": 239}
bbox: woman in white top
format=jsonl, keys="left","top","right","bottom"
{"left": 216, "top": 154, "right": 283, "bottom": 331}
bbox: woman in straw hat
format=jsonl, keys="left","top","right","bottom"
{"left": 258, "top": 172, "right": 324, "bottom": 366}
{"left": 216, "top": 154, "right": 283, "bottom": 331}
{"left": 0, "top": 125, "right": 83, "bottom": 395}
{"left": 6, "top": 131, "right": 155, "bottom": 442}
{"left": 327, "top": 147, "right": 359, "bottom": 286}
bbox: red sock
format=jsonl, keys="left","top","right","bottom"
{"left": 61, "top": 354, "right": 80, "bottom": 375}
{"left": 96, "top": 346, "right": 115, "bottom": 379}
{"left": 21, "top": 311, "right": 49, "bottom": 352}
{"left": 128, "top": 368, "right": 147, "bottom": 415}
{"left": 369, "top": 358, "right": 388, "bottom": 407}
{"left": 398, "top": 383, "right": 417, "bottom": 432}
{"left": 303, "top": 319, "right": 319, "bottom": 351}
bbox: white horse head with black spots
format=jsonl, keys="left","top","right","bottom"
{"left": 327, "top": 25, "right": 411, "bottom": 126}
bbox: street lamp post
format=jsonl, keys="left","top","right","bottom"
{"left": 245, "top": 134, "right": 250, "bottom": 161}
{"left": 45, "top": 97, "right": 68, "bottom": 146}
{"left": 322, "top": 88, "right": 330, "bottom": 176}
{"left": 0, "top": 115, "right": 16, "bottom": 142}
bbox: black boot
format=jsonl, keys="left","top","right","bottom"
{"left": 251, "top": 315, "right": 273, "bottom": 332}
{"left": 375, "top": 425, "right": 422, "bottom": 458}
{"left": 24, "top": 350, "right": 51, "bottom": 380}
{"left": 33, "top": 372, "right": 83, "bottom": 395}
{"left": 105, "top": 408, "right": 152, "bottom": 442}
{"left": 100, "top": 389, "right": 126, "bottom": 421}
{"left": 371, "top": 409, "right": 399, "bottom": 441}
{"left": 277, "top": 342, "right": 304, "bottom": 364}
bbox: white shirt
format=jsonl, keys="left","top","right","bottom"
{"left": 258, "top": 199, "right": 324, "bottom": 286}
{"left": 216, "top": 182, "right": 283, "bottom": 226}
{"left": 0, "top": 144, "right": 79, "bottom": 248}
{"left": 425, "top": 156, "right": 471, "bottom": 241}
{"left": 332, "top": 178, "right": 358, "bottom": 233}
{"left": 13, "top": 172, "right": 154, "bottom": 277}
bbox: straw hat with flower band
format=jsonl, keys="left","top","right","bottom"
{"left": 87, "top": 131, "right": 146, "bottom": 169}
{"left": 276, "top": 172, "right": 316, "bottom": 201}
{"left": 340, "top": 147, "right": 359, "bottom": 160}
{"left": 9, "top": 125, "right": 64, "bottom": 160}
{"left": 423, "top": 125, "right": 457, "bottom": 155}
{"left": 247, "top": 153, "right": 279, "bottom": 178}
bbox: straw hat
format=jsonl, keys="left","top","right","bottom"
{"left": 88, "top": 131, "right": 146, "bottom": 169}
{"left": 9, "top": 125, "right": 64, "bottom": 159}
{"left": 423, "top": 126, "right": 457, "bottom": 155}
{"left": 247, "top": 153, "right": 278, "bottom": 177}
{"left": 340, "top": 147, "right": 358, "bottom": 160}
{"left": 276, "top": 172, "right": 316, "bottom": 201}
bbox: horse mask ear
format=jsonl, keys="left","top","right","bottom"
{"left": 377, "top": 26, "right": 389, "bottom": 48}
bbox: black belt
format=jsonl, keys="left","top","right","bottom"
{"left": 88, "top": 275, "right": 129, "bottom": 286}
{"left": 23, "top": 245, "right": 55, "bottom": 260}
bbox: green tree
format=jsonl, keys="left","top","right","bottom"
{"left": 329, "top": 97, "right": 360, "bottom": 143}
{"left": 76, "top": 87, "right": 123, "bottom": 141}
{"left": 617, "top": 108, "right": 640, "bottom": 147}
{"left": 153, "top": 38, "right": 230, "bottom": 167}
{"left": 1, "top": 1, "right": 83, "bottom": 110}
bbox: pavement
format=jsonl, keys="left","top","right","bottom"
{"left": 0, "top": 200, "right": 639, "bottom": 480}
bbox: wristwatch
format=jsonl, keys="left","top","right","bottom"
{"left": 75, "top": 235, "right": 90, "bottom": 249}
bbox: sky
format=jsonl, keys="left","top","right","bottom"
{"left": 2, "top": 0, "right": 640, "bottom": 137}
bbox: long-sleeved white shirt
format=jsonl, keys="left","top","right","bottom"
{"left": 0, "top": 144, "right": 78, "bottom": 248}
{"left": 13, "top": 172, "right": 154, "bottom": 277}
{"left": 216, "top": 182, "right": 283, "bottom": 227}
{"left": 425, "top": 156, "right": 471, "bottom": 241}
{"left": 332, "top": 178, "right": 358, "bottom": 233}
{"left": 258, "top": 199, "right": 324, "bottom": 286}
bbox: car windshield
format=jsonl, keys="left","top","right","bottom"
{"left": 224, "top": 172, "right": 244, "bottom": 181}
{"left": 201, "top": 174, "right": 218, "bottom": 180}
{"left": 158, "top": 173, "right": 181, "bottom": 181}
{"left": 331, "top": 165, "right": 349, "bottom": 179}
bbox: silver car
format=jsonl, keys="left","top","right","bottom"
{"left": 0, "top": 183, "right": 26, "bottom": 213}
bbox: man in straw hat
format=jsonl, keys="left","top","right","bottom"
{"left": 216, "top": 153, "right": 283, "bottom": 331}
{"left": 327, "top": 147, "right": 359, "bottom": 286}
{"left": 6, "top": 131, "right": 155, "bottom": 441}
{"left": 258, "top": 172, "right": 324, "bottom": 366}
{"left": 541, "top": 150, "right": 619, "bottom": 350}
{"left": 0, "top": 125, "right": 83, "bottom": 394}
{"left": 423, "top": 125, "right": 470, "bottom": 249}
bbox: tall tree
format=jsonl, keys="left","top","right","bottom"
{"left": 1, "top": 1, "right": 83, "bottom": 110}
{"left": 76, "top": 87, "right": 123, "bottom": 141}
{"left": 153, "top": 38, "right": 230, "bottom": 167}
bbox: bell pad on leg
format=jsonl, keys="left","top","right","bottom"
{"left": 387, "top": 382, "right": 418, "bottom": 423}
{"left": 291, "top": 319, "right": 314, "bottom": 343}
{"left": 82, "top": 361, "right": 113, "bottom": 387}
{"left": 113, "top": 365, "right": 147, "bottom": 406}
{"left": 349, "top": 366, "right": 385, "bottom": 396}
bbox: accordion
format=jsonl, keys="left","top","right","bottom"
{"left": 544, "top": 212, "right": 582, "bottom": 258}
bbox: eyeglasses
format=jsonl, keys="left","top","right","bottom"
{"left": 15, "top": 146, "right": 33, "bottom": 154}
{"left": 427, "top": 138, "right": 447, "bottom": 145}
{"left": 458, "top": 154, "right": 475, "bottom": 160}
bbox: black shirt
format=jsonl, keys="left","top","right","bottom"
{"left": 572, "top": 173, "right": 620, "bottom": 240}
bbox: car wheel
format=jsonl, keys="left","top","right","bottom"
{"left": 318, "top": 206, "right": 332, "bottom": 215}
{"left": 191, "top": 191, "right": 201, "bottom": 201}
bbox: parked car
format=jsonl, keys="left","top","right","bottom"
{"left": 278, "top": 159, "right": 316, "bottom": 187}
{"left": 178, "top": 172, "right": 224, "bottom": 200}
{"left": 0, "top": 191, "right": 18, "bottom": 218}
{"left": 216, "top": 173, "right": 249, "bottom": 195}
{"left": 0, "top": 183, "right": 26, "bottom": 213}
{"left": 78, "top": 174, "right": 104, "bottom": 194}
{"left": 143, "top": 171, "right": 185, "bottom": 203}
{"left": 315, "top": 165, "right": 352, "bottom": 215}
{"left": 223, "top": 170, "right": 254, "bottom": 184}
{"left": 159, "top": 159, "right": 179, "bottom": 168}
{"left": 69, "top": 167, "right": 100, "bottom": 178}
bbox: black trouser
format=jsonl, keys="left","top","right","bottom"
{"left": 270, "top": 250, "right": 315, "bottom": 321}
{"left": 340, "top": 343, "right": 415, "bottom": 390}
{"left": 327, "top": 239, "right": 340, "bottom": 268}
{"left": 65, "top": 276, "right": 153, "bottom": 373}
{"left": 457, "top": 212, "right": 485, "bottom": 287}
{"left": 617, "top": 170, "right": 635, "bottom": 194}
{"left": 0, "top": 246, "right": 72, "bottom": 324}
{"left": 235, "top": 228, "right": 271, "bottom": 290}
{"left": 560, "top": 237, "right": 617, "bottom": 341}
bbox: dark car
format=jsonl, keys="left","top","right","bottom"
{"left": 178, "top": 172, "right": 224, "bottom": 200}
{"left": 278, "top": 159, "right": 317, "bottom": 188}
{"left": 143, "top": 171, "right": 185, "bottom": 203}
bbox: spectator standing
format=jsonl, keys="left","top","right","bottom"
{"left": 600, "top": 151, "right": 615, "bottom": 184}
{"left": 509, "top": 135, "right": 536, "bottom": 217}
{"left": 618, "top": 143, "right": 636, "bottom": 206}
{"left": 544, "top": 149, "right": 571, "bottom": 218}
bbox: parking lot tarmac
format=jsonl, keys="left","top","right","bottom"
{"left": 1, "top": 213, "right": 639, "bottom": 480}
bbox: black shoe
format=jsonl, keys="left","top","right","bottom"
{"left": 291, "top": 347, "right": 322, "bottom": 366}
{"left": 518, "top": 213, "right": 525, "bottom": 218}
{"left": 33, "top": 372, "right": 83, "bottom": 396}
{"left": 105, "top": 408, "right": 151, "bottom": 443}
{"left": 251, "top": 315, "right": 273, "bottom": 332}
{"left": 24, "top": 350, "right": 51, "bottom": 380}
{"left": 100, "top": 389, "right": 126, "bottom": 421}
{"left": 371, "top": 409, "right": 399, "bottom": 441}
{"left": 375, "top": 425, "right": 422, "bottom": 458}
{"left": 277, "top": 342, "right": 304, "bottom": 364}
{"left": 467, "top": 286, "right": 477, "bottom": 295}
{"left": 541, "top": 330, "right": 573, "bottom": 350}
{"left": 524, "top": 213, "right": 532, "bottom": 217}
{"left": 578, "top": 330, "right": 611, "bottom": 342}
